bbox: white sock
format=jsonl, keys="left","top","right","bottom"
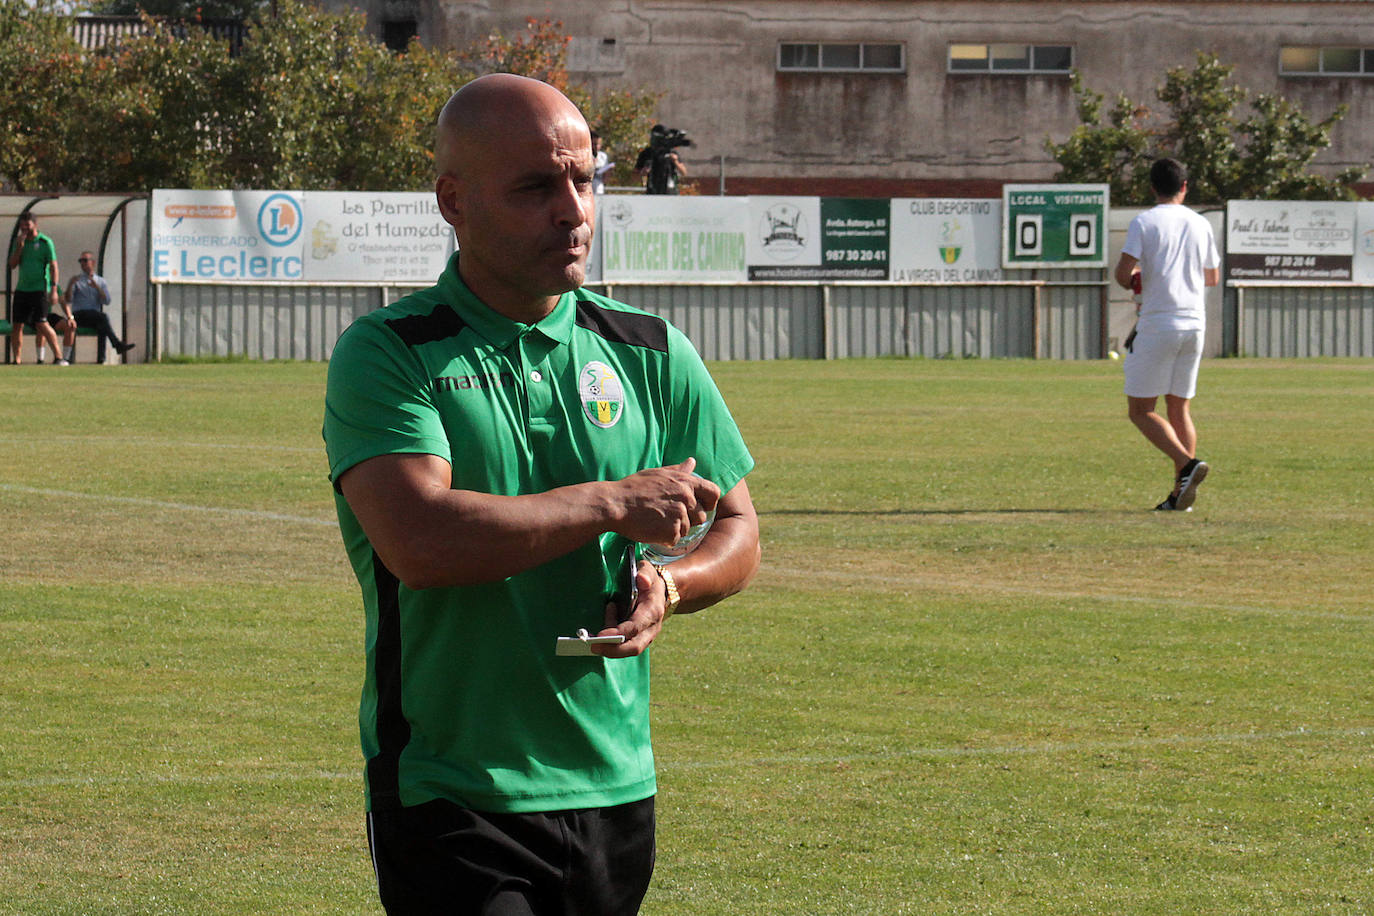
{"left": 37, "top": 345, "right": 46, "bottom": 361}
{"left": 64, "top": 346, "right": 75, "bottom": 361}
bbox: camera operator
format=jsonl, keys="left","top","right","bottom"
{"left": 635, "top": 124, "right": 690, "bottom": 195}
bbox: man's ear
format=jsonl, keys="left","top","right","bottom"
{"left": 435, "top": 173, "right": 464, "bottom": 229}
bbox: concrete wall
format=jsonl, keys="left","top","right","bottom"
{"left": 340, "top": 1, "right": 1374, "bottom": 196}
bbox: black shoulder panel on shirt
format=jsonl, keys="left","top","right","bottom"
{"left": 574, "top": 300, "right": 669, "bottom": 353}
{"left": 384, "top": 302, "right": 467, "bottom": 347}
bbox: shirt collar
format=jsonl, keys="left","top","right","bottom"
{"left": 436, "top": 253, "right": 576, "bottom": 350}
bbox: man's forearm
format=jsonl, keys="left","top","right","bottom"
{"left": 456, "top": 491, "right": 626, "bottom": 584}
{"left": 340, "top": 453, "right": 719, "bottom": 591}
{"left": 347, "top": 471, "right": 629, "bottom": 589}
{"left": 1114, "top": 254, "right": 1138, "bottom": 290}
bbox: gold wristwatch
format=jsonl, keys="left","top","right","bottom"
{"left": 651, "top": 563, "right": 680, "bottom": 617}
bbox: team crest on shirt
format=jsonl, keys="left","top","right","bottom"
{"left": 578, "top": 360, "right": 625, "bottom": 429}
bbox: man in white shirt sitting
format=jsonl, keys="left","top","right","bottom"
{"left": 59, "top": 251, "right": 135, "bottom": 364}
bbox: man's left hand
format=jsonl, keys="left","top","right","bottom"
{"left": 593, "top": 560, "right": 668, "bottom": 658}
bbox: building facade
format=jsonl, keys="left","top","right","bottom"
{"left": 334, "top": 0, "right": 1374, "bottom": 198}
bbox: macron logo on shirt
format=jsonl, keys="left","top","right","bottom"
{"left": 433, "top": 371, "right": 516, "bottom": 393}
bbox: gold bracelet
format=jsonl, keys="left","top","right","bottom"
{"left": 651, "top": 563, "right": 680, "bottom": 617}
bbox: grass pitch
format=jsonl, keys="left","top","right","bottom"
{"left": 1, "top": 357, "right": 1370, "bottom": 914}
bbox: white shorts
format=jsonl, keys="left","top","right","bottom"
{"left": 1123, "top": 327, "right": 1203, "bottom": 399}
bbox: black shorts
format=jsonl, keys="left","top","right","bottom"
{"left": 367, "top": 796, "right": 656, "bottom": 916}
{"left": 10, "top": 290, "right": 50, "bottom": 328}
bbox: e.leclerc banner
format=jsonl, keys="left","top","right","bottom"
{"left": 151, "top": 189, "right": 454, "bottom": 285}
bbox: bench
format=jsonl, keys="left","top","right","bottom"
{"left": 2, "top": 319, "right": 108, "bottom": 363}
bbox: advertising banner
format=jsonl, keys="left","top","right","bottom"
{"left": 1225, "top": 200, "right": 1354, "bottom": 282}
{"left": 889, "top": 199, "right": 1004, "bottom": 283}
{"left": 748, "top": 197, "right": 890, "bottom": 280}
{"left": 303, "top": 192, "right": 453, "bottom": 284}
{"left": 151, "top": 189, "right": 453, "bottom": 284}
{"left": 1355, "top": 202, "right": 1374, "bottom": 285}
{"left": 598, "top": 196, "right": 748, "bottom": 282}
{"left": 151, "top": 190, "right": 303, "bottom": 283}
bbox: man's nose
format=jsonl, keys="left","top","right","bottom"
{"left": 553, "top": 179, "right": 589, "bottom": 228}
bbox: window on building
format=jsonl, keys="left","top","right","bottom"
{"left": 1280, "top": 46, "right": 1374, "bottom": 75}
{"left": 948, "top": 43, "right": 1073, "bottom": 73}
{"left": 863, "top": 43, "right": 904, "bottom": 71}
{"left": 777, "top": 42, "right": 905, "bottom": 73}
{"left": 1032, "top": 45, "right": 1073, "bottom": 71}
{"left": 382, "top": 18, "right": 417, "bottom": 52}
{"left": 990, "top": 44, "right": 1029, "bottom": 70}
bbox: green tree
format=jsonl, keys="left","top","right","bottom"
{"left": 1, "top": 0, "right": 239, "bottom": 191}
{"left": 0, "top": 2, "right": 663, "bottom": 194}
{"left": 1041, "top": 72, "right": 1153, "bottom": 204}
{"left": 223, "top": 0, "right": 418, "bottom": 188}
{"left": 217, "top": 0, "right": 476, "bottom": 190}
{"left": 1233, "top": 93, "right": 1367, "bottom": 200}
{"left": 0, "top": 0, "right": 84, "bottom": 191}
{"left": 1046, "top": 52, "right": 1366, "bottom": 204}
{"left": 1153, "top": 51, "right": 1247, "bottom": 203}
{"left": 332, "top": 40, "right": 471, "bottom": 190}
{"left": 61, "top": 16, "right": 236, "bottom": 191}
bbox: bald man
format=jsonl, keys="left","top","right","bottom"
{"left": 324, "top": 74, "right": 760, "bottom": 915}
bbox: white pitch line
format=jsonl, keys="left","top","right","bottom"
{"left": 0, "top": 482, "right": 337, "bottom": 528}
{"left": 1, "top": 432, "right": 319, "bottom": 453}
{"left": 0, "top": 769, "right": 355, "bottom": 790}
{"left": 3, "top": 727, "right": 1368, "bottom": 790}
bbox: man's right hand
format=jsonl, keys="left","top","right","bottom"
{"left": 609, "top": 458, "right": 719, "bottom": 547}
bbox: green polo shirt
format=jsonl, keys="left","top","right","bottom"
{"left": 15, "top": 233, "right": 57, "bottom": 292}
{"left": 323, "top": 255, "right": 753, "bottom": 814}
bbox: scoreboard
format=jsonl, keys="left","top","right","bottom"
{"left": 1001, "top": 184, "right": 1109, "bottom": 269}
